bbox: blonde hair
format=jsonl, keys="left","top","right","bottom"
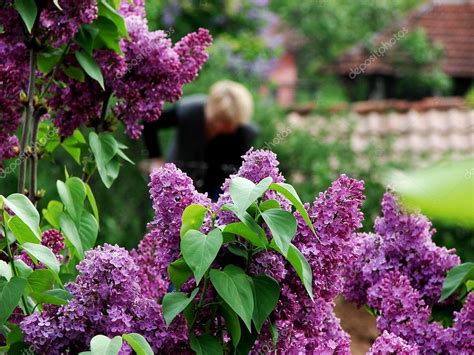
{"left": 205, "top": 80, "right": 253, "bottom": 125}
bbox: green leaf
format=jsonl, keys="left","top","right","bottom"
{"left": 0, "top": 277, "right": 26, "bottom": 325}
{"left": 190, "top": 335, "right": 223, "bottom": 355}
{"left": 2, "top": 193, "right": 41, "bottom": 241}
{"left": 0, "top": 261, "right": 12, "bottom": 281}
{"left": 53, "top": 0, "right": 62, "bottom": 10}
{"left": 63, "top": 66, "right": 85, "bottom": 82}
{"left": 261, "top": 209, "right": 297, "bottom": 257}
{"left": 13, "top": 0, "right": 37, "bottom": 33}
{"left": 222, "top": 204, "right": 268, "bottom": 247}
{"left": 104, "top": 157, "right": 121, "bottom": 188}
{"left": 168, "top": 258, "right": 193, "bottom": 290}
{"left": 85, "top": 183, "right": 99, "bottom": 225}
{"left": 122, "top": 333, "right": 153, "bottom": 355}
{"left": 220, "top": 303, "right": 241, "bottom": 347}
{"left": 90, "top": 335, "right": 122, "bottom": 355}
{"left": 162, "top": 288, "right": 199, "bottom": 327}
{"left": 79, "top": 211, "right": 98, "bottom": 252}
{"left": 385, "top": 159, "right": 474, "bottom": 228}
{"left": 285, "top": 244, "right": 313, "bottom": 300}
{"left": 75, "top": 25, "right": 99, "bottom": 55}
{"left": 22, "top": 243, "right": 60, "bottom": 274}
{"left": 440, "top": 263, "right": 474, "bottom": 301}
{"left": 259, "top": 199, "right": 280, "bottom": 211}
{"left": 32, "top": 289, "right": 72, "bottom": 306}
{"left": 60, "top": 213, "right": 84, "bottom": 259}
{"left": 37, "top": 49, "right": 62, "bottom": 74}
{"left": 26, "top": 269, "right": 54, "bottom": 294}
{"left": 15, "top": 259, "right": 33, "bottom": 279}
{"left": 89, "top": 133, "right": 121, "bottom": 188}
{"left": 181, "top": 229, "right": 223, "bottom": 285}
{"left": 269, "top": 320, "right": 278, "bottom": 346}
{"left": 42, "top": 200, "right": 64, "bottom": 229}
{"left": 94, "top": 17, "right": 123, "bottom": 55}
{"left": 223, "top": 222, "right": 267, "bottom": 248}
{"left": 56, "top": 178, "right": 86, "bottom": 223}
{"left": 230, "top": 177, "right": 272, "bottom": 213}
{"left": 62, "top": 131, "right": 86, "bottom": 164}
{"left": 210, "top": 266, "right": 254, "bottom": 331}
{"left": 98, "top": 0, "right": 128, "bottom": 38}
{"left": 75, "top": 51, "right": 105, "bottom": 90}
{"left": 270, "top": 182, "right": 316, "bottom": 235}
{"left": 8, "top": 216, "right": 40, "bottom": 245}
{"left": 252, "top": 275, "right": 280, "bottom": 332}
{"left": 180, "top": 204, "right": 208, "bottom": 238}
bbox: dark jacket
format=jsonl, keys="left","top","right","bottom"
{"left": 143, "top": 95, "right": 258, "bottom": 199}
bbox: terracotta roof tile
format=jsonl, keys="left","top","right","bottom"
{"left": 332, "top": 2, "right": 474, "bottom": 77}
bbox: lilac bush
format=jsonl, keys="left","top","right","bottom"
{"left": 344, "top": 192, "right": 460, "bottom": 307}
{"left": 20, "top": 244, "right": 188, "bottom": 354}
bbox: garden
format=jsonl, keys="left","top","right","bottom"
{"left": 0, "top": 0, "right": 473, "bottom": 354}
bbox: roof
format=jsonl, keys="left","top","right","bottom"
{"left": 331, "top": 1, "right": 474, "bottom": 78}
{"left": 287, "top": 97, "right": 474, "bottom": 164}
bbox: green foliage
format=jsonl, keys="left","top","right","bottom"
{"left": 465, "top": 86, "right": 474, "bottom": 109}
{"left": 13, "top": 0, "right": 37, "bottom": 33}
{"left": 181, "top": 229, "right": 223, "bottom": 285}
{"left": 270, "top": 0, "right": 422, "bottom": 75}
{"left": 82, "top": 333, "right": 154, "bottom": 355}
{"left": 0, "top": 277, "right": 26, "bottom": 325}
{"left": 386, "top": 159, "right": 474, "bottom": 228}
{"left": 388, "top": 28, "right": 452, "bottom": 98}
{"left": 440, "top": 263, "right": 474, "bottom": 302}
{"left": 210, "top": 266, "right": 255, "bottom": 331}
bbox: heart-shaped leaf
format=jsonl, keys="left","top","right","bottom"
{"left": 0, "top": 277, "right": 26, "bottom": 325}
{"left": 270, "top": 182, "right": 316, "bottom": 235}
{"left": 440, "top": 262, "right": 474, "bottom": 301}
{"left": 22, "top": 243, "right": 60, "bottom": 274}
{"left": 2, "top": 193, "right": 40, "bottom": 242}
{"left": 181, "top": 229, "right": 223, "bottom": 285}
{"left": 190, "top": 334, "right": 223, "bottom": 355}
{"left": 57, "top": 178, "right": 86, "bottom": 223}
{"left": 230, "top": 177, "right": 272, "bottom": 213}
{"left": 210, "top": 266, "right": 254, "bottom": 331}
{"left": 252, "top": 275, "right": 280, "bottom": 332}
{"left": 122, "top": 333, "right": 153, "bottom": 355}
{"left": 90, "top": 335, "right": 122, "bottom": 355}
{"left": 261, "top": 209, "right": 297, "bottom": 257}
{"left": 162, "top": 288, "right": 199, "bottom": 327}
{"left": 180, "top": 204, "right": 207, "bottom": 238}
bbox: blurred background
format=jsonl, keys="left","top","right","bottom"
{"left": 1, "top": 0, "right": 472, "bottom": 352}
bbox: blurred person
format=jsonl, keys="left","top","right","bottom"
{"left": 143, "top": 80, "right": 258, "bottom": 200}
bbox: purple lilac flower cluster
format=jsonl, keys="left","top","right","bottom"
{"left": 16, "top": 229, "right": 65, "bottom": 268}
{"left": 113, "top": 11, "right": 212, "bottom": 138}
{"left": 344, "top": 192, "right": 460, "bottom": 307}
{"left": 47, "top": 49, "right": 128, "bottom": 137}
{"left": 368, "top": 272, "right": 474, "bottom": 353}
{"left": 48, "top": 1, "right": 212, "bottom": 139}
{"left": 37, "top": 0, "right": 98, "bottom": 47}
{"left": 132, "top": 164, "right": 211, "bottom": 299}
{"left": 0, "top": 0, "right": 97, "bottom": 166}
{"left": 367, "top": 331, "right": 419, "bottom": 355}
{"left": 221, "top": 149, "right": 365, "bottom": 353}
{"left": 20, "top": 244, "right": 189, "bottom": 354}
